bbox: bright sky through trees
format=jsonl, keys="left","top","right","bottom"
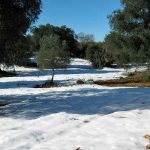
{"left": 35, "top": 0, "right": 122, "bottom": 41}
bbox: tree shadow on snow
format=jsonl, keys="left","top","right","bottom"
{"left": 0, "top": 87, "right": 150, "bottom": 119}
{"left": 19, "top": 68, "right": 122, "bottom": 77}
{"left": 0, "top": 68, "right": 122, "bottom": 89}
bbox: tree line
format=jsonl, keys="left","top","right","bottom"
{"left": 105, "top": 0, "right": 150, "bottom": 67}
{"left": 0, "top": 0, "right": 150, "bottom": 72}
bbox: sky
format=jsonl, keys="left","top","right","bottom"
{"left": 35, "top": 0, "right": 122, "bottom": 42}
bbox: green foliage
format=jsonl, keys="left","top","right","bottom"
{"left": 13, "top": 36, "right": 33, "bottom": 66}
{"left": 2, "top": 35, "right": 32, "bottom": 67}
{"left": 76, "top": 42, "right": 88, "bottom": 58}
{"left": 76, "top": 79, "right": 85, "bottom": 84}
{"left": 37, "top": 35, "right": 70, "bottom": 83}
{"left": 77, "top": 32, "right": 95, "bottom": 43}
{"left": 31, "top": 24, "right": 78, "bottom": 57}
{"left": 106, "top": 0, "right": 150, "bottom": 67}
{"left": 104, "top": 32, "right": 126, "bottom": 65}
{"left": 86, "top": 42, "right": 105, "bottom": 69}
{"left": 109, "top": 0, "right": 150, "bottom": 32}
{"left": 140, "top": 71, "right": 150, "bottom": 82}
{"left": 0, "top": 0, "right": 41, "bottom": 67}
{"left": 37, "top": 35, "right": 69, "bottom": 69}
{"left": 77, "top": 33, "right": 95, "bottom": 58}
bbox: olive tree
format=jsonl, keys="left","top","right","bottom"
{"left": 108, "top": 0, "right": 150, "bottom": 65}
{"left": 37, "top": 35, "right": 70, "bottom": 83}
{"left": 0, "top": 0, "right": 41, "bottom": 67}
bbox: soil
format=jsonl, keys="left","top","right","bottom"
{"left": 94, "top": 70, "right": 150, "bottom": 87}
{"left": 94, "top": 80, "right": 150, "bottom": 87}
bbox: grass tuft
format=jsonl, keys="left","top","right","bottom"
{"left": 76, "top": 79, "right": 85, "bottom": 84}
{"left": 34, "top": 81, "right": 58, "bottom": 88}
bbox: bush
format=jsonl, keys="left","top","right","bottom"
{"left": 34, "top": 80, "right": 58, "bottom": 88}
{"left": 140, "top": 72, "right": 150, "bottom": 82}
{"left": 86, "top": 42, "right": 105, "bottom": 69}
{"left": 37, "top": 35, "right": 70, "bottom": 83}
{"left": 76, "top": 79, "right": 85, "bottom": 84}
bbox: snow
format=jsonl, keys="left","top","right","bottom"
{"left": 0, "top": 58, "right": 150, "bottom": 150}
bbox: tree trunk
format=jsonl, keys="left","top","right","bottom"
{"left": 50, "top": 68, "right": 55, "bottom": 83}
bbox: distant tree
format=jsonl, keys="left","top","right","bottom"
{"left": 104, "top": 32, "right": 127, "bottom": 66}
{"left": 86, "top": 42, "right": 105, "bottom": 68}
{"left": 37, "top": 35, "right": 70, "bottom": 83}
{"left": 57, "top": 26, "right": 78, "bottom": 56}
{"left": 77, "top": 32, "right": 95, "bottom": 43}
{"left": 77, "top": 33, "right": 95, "bottom": 58}
{"left": 77, "top": 42, "right": 88, "bottom": 58}
{"left": 0, "top": 0, "right": 41, "bottom": 67}
{"left": 31, "top": 24, "right": 78, "bottom": 57}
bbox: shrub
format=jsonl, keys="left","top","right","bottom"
{"left": 86, "top": 42, "right": 105, "bottom": 69}
{"left": 140, "top": 72, "right": 150, "bottom": 82}
{"left": 34, "top": 80, "right": 58, "bottom": 88}
{"left": 76, "top": 79, "right": 85, "bottom": 84}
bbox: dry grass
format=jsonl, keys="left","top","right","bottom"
{"left": 94, "top": 70, "right": 150, "bottom": 87}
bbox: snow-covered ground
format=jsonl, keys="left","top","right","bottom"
{"left": 0, "top": 58, "right": 150, "bottom": 150}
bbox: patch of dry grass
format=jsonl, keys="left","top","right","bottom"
{"left": 94, "top": 70, "right": 150, "bottom": 87}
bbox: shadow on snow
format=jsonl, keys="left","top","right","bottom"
{"left": 19, "top": 68, "right": 121, "bottom": 77}
{"left": 0, "top": 87, "right": 150, "bottom": 119}
{"left": 0, "top": 68, "right": 122, "bottom": 89}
